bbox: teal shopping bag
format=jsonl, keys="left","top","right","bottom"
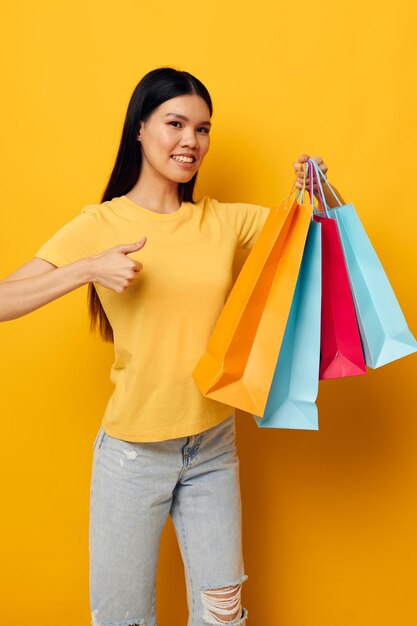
{"left": 310, "top": 160, "right": 417, "bottom": 368}
{"left": 253, "top": 216, "right": 322, "bottom": 430}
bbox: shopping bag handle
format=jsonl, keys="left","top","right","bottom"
{"left": 310, "top": 161, "right": 330, "bottom": 217}
{"left": 274, "top": 161, "right": 308, "bottom": 215}
{"left": 307, "top": 159, "right": 345, "bottom": 214}
{"left": 295, "top": 162, "right": 326, "bottom": 224}
{"left": 308, "top": 159, "right": 331, "bottom": 216}
{"left": 288, "top": 161, "right": 311, "bottom": 207}
{"left": 297, "top": 161, "right": 326, "bottom": 215}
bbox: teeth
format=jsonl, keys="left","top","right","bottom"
{"left": 171, "top": 155, "right": 194, "bottom": 163}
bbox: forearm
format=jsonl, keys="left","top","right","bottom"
{"left": 319, "top": 181, "right": 345, "bottom": 208}
{"left": 0, "top": 257, "right": 94, "bottom": 322}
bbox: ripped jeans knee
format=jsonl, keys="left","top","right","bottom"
{"left": 200, "top": 575, "right": 249, "bottom": 625}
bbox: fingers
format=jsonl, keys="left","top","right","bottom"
{"left": 294, "top": 155, "right": 324, "bottom": 171}
{"left": 293, "top": 154, "right": 328, "bottom": 189}
{"left": 293, "top": 155, "right": 309, "bottom": 174}
{"left": 295, "top": 153, "right": 310, "bottom": 165}
{"left": 132, "top": 260, "right": 143, "bottom": 272}
{"left": 312, "top": 156, "right": 328, "bottom": 177}
{"left": 293, "top": 156, "right": 307, "bottom": 190}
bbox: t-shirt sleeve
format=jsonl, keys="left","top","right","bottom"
{"left": 33, "top": 204, "right": 100, "bottom": 267}
{"left": 219, "top": 200, "right": 271, "bottom": 251}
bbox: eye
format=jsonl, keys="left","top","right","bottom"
{"left": 168, "top": 121, "right": 210, "bottom": 134}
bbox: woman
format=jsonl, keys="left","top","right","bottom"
{"left": 0, "top": 67, "right": 342, "bottom": 626}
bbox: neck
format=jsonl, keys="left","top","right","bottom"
{"left": 126, "top": 165, "right": 181, "bottom": 213}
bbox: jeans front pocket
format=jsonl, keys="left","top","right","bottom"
{"left": 90, "top": 427, "right": 107, "bottom": 510}
{"left": 92, "top": 426, "right": 106, "bottom": 452}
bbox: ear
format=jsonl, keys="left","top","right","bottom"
{"left": 137, "top": 121, "right": 143, "bottom": 141}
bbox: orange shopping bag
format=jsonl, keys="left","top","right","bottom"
{"left": 192, "top": 163, "right": 315, "bottom": 415}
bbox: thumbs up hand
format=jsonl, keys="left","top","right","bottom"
{"left": 89, "top": 237, "right": 147, "bottom": 292}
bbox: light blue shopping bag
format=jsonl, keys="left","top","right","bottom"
{"left": 310, "top": 159, "right": 417, "bottom": 368}
{"left": 253, "top": 217, "right": 322, "bottom": 430}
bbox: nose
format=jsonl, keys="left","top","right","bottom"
{"left": 180, "top": 127, "right": 198, "bottom": 148}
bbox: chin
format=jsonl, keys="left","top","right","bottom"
{"left": 171, "top": 172, "right": 197, "bottom": 183}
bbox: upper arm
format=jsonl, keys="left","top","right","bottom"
{"left": 2, "top": 203, "right": 100, "bottom": 283}
{"left": 228, "top": 202, "right": 271, "bottom": 251}
{"left": 31, "top": 203, "right": 101, "bottom": 268}
{"left": 209, "top": 197, "right": 271, "bottom": 251}
{"left": 1, "top": 257, "right": 58, "bottom": 282}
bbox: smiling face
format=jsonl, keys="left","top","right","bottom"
{"left": 137, "top": 94, "right": 211, "bottom": 184}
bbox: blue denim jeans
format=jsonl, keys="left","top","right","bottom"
{"left": 89, "top": 413, "right": 249, "bottom": 626}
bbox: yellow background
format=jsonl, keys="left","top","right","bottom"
{"left": 1, "top": 1, "right": 417, "bottom": 624}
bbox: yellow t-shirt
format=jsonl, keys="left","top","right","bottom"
{"left": 34, "top": 195, "right": 270, "bottom": 441}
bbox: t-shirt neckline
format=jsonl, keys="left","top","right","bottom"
{"left": 118, "top": 195, "right": 190, "bottom": 220}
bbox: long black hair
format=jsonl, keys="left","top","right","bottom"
{"left": 87, "top": 67, "right": 213, "bottom": 342}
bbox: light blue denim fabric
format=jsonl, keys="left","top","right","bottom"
{"left": 89, "top": 413, "right": 249, "bottom": 626}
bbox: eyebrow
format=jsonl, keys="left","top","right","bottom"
{"left": 164, "top": 112, "right": 212, "bottom": 127}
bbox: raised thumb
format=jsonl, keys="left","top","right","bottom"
{"left": 119, "top": 237, "right": 147, "bottom": 253}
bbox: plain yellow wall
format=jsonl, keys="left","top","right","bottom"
{"left": 1, "top": 1, "right": 417, "bottom": 625}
